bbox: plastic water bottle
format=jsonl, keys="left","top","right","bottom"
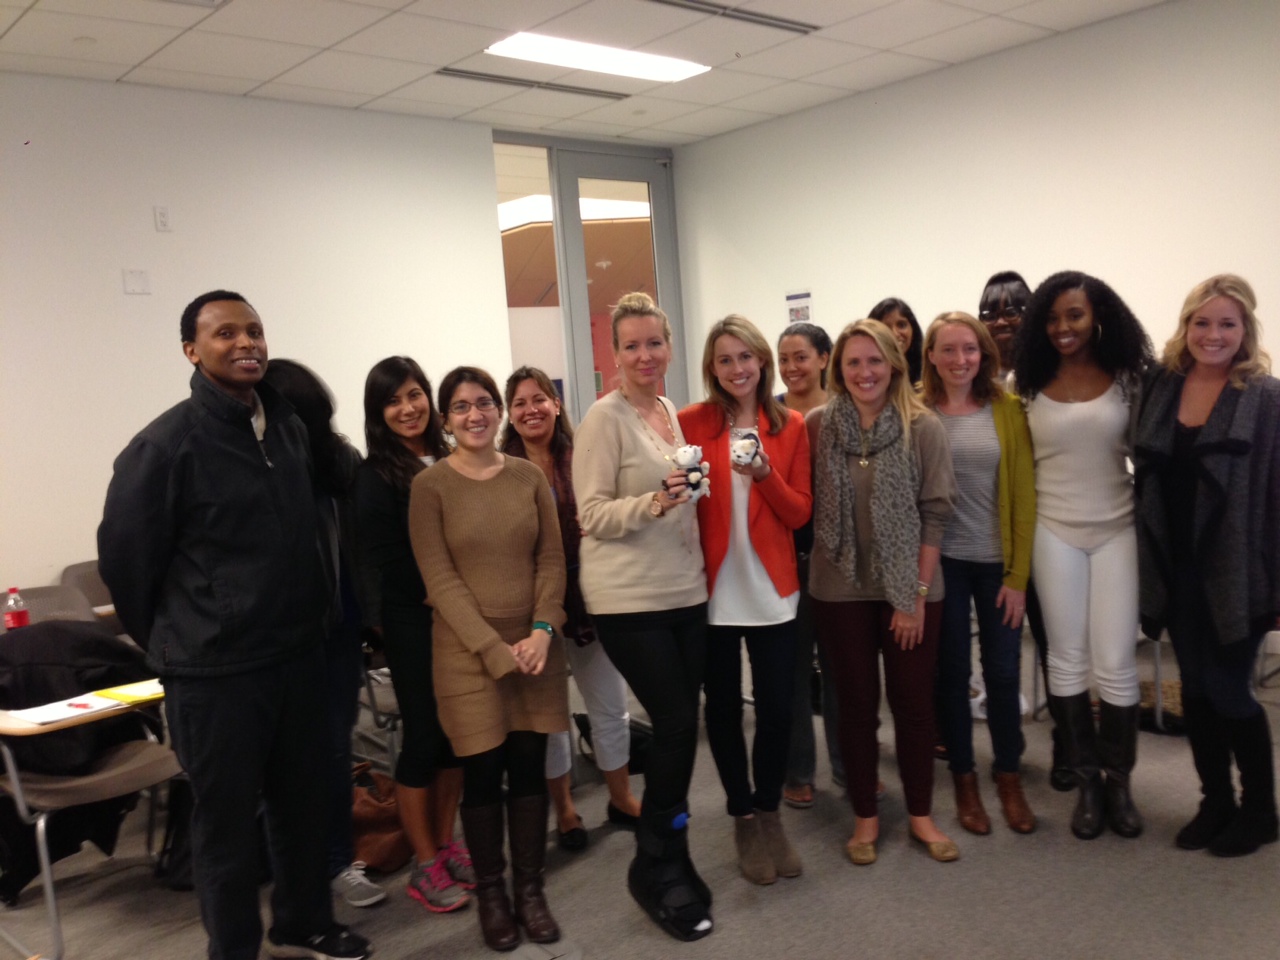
{"left": 3, "top": 587, "right": 30, "bottom": 629}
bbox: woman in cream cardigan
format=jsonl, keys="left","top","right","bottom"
{"left": 573, "top": 292, "right": 713, "bottom": 943}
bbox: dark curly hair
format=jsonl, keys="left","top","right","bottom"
{"left": 1012, "top": 271, "right": 1153, "bottom": 398}
{"left": 868, "top": 297, "right": 923, "bottom": 384}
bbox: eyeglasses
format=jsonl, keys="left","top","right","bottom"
{"left": 980, "top": 306, "right": 1024, "bottom": 322}
{"left": 448, "top": 397, "right": 498, "bottom": 416}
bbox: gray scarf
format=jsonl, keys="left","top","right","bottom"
{"left": 814, "top": 393, "right": 922, "bottom": 612}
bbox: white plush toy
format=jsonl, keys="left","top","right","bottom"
{"left": 729, "top": 431, "right": 763, "bottom": 469}
{"left": 673, "top": 444, "right": 711, "bottom": 502}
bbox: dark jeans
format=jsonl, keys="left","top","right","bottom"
{"left": 785, "top": 555, "right": 845, "bottom": 787}
{"left": 1167, "top": 578, "right": 1267, "bottom": 720}
{"left": 815, "top": 599, "right": 941, "bottom": 819}
{"left": 165, "top": 646, "right": 332, "bottom": 960}
{"left": 937, "top": 557, "right": 1026, "bottom": 775}
{"left": 705, "top": 621, "right": 797, "bottom": 816}
{"left": 325, "top": 623, "right": 363, "bottom": 878}
{"left": 595, "top": 603, "right": 708, "bottom": 813}
{"left": 381, "top": 604, "right": 458, "bottom": 787}
{"left": 461, "top": 731, "right": 549, "bottom": 807}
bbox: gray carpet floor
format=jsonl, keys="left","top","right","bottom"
{"left": 5, "top": 639, "right": 1280, "bottom": 960}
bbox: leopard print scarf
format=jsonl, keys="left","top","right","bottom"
{"left": 814, "top": 393, "right": 922, "bottom": 613}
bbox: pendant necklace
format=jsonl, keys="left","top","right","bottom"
{"left": 621, "top": 389, "right": 674, "bottom": 464}
{"left": 858, "top": 429, "right": 870, "bottom": 468}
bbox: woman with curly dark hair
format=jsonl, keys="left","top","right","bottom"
{"left": 1013, "top": 271, "right": 1153, "bottom": 842}
{"left": 869, "top": 297, "right": 924, "bottom": 386}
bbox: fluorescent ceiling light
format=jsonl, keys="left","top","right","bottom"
{"left": 486, "top": 32, "right": 709, "bottom": 83}
{"left": 499, "top": 195, "right": 651, "bottom": 232}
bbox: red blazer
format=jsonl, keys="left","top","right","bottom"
{"left": 677, "top": 401, "right": 812, "bottom": 600}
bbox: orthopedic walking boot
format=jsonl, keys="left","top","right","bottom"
{"left": 1210, "top": 710, "right": 1279, "bottom": 858}
{"left": 1098, "top": 701, "right": 1144, "bottom": 838}
{"left": 1051, "top": 692, "right": 1104, "bottom": 839}
{"left": 628, "top": 800, "right": 713, "bottom": 942}
{"left": 506, "top": 794, "right": 560, "bottom": 944}
{"left": 1175, "top": 697, "right": 1236, "bottom": 850}
{"left": 459, "top": 803, "right": 520, "bottom": 952}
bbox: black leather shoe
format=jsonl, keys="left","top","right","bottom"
{"left": 557, "top": 816, "right": 589, "bottom": 853}
{"left": 607, "top": 803, "right": 640, "bottom": 829}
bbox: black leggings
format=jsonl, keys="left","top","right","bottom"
{"left": 594, "top": 603, "right": 708, "bottom": 813}
{"left": 460, "top": 731, "right": 548, "bottom": 808}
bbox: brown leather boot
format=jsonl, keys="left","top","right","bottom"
{"left": 507, "top": 794, "right": 561, "bottom": 944}
{"left": 459, "top": 803, "right": 520, "bottom": 952}
{"left": 994, "top": 771, "right": 1036, "bottom": 834}
{"left": 952, "top": 771, "right": 991, "bottom": 835}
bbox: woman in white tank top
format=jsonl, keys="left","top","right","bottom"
{"left": 1012, "top": 271, "right": 1153, "bottom": 842}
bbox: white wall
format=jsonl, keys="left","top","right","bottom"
{"left": 673, "top": 0, "right": 1280, "bottom": 383}
{"left": 0, "top": 75, "right": 510, "bottom": 586}
{"left": 507, "top": 306, "right": 567, "bottom": 383}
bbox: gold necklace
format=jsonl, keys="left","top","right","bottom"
{"left": 858, "top": 430, "right": 870, "bottom": 469}
{"left": 621, "top": 389, "right": 673, "bottom": 463}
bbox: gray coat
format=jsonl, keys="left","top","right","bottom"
{"left": 1133, "top": 367, "right": 1280, "bottom": 646}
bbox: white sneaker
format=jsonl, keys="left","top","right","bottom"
{"left": 331, "top": 861, "right": 386, "bottom": 908}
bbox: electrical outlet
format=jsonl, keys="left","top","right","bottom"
{"left": 123, "top": 269, "right": 151, "bottom": 295}
{"left": 154, "top": 205, "right": 171, "bottom": 232}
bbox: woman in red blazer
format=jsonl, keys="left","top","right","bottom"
{"left": 678, "top": 314, "right": 812, "bottom": 887}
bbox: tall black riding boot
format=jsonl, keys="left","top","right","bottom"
{"left": 628, "top": 800, "right": 713, "bottom": 942}
{"left": 1210, "top": 709, "right": 1279, "bottom": 857}
{"left": 506, "top": 793, "right": 560, "bottom": 944}
{"left": 1098, "top": 701, "right": 1143, "bottom": 838}
{"left": 459, "top": 804, "right": 520, "bottom": 952}
{"left": 1175, "top": 697, "right": 1236, "bottom": 850}
{"left": 1050, "top": 692, "right": 1104, "bottom": 839}
{"left": 1050, "top": 725, "right": 1074, "bottom": 792}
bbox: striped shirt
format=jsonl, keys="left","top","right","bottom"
{"left": 938, "top": 405, "right": 1003, "bottom": 563}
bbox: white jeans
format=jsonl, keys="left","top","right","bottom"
{"left": 546, "top": 637, "right": 631, "bottom": 779}
{"left": 1033, "top": 521, "right": 1140, "bottom": 706}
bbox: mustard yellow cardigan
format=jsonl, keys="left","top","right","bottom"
{"left": 991, "top": 391, "right": 1036, "bottom": 591}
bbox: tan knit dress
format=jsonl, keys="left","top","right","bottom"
{"left": 408, "top": 456, "right": 569, "bottom": 757}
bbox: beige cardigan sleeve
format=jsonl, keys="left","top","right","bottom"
{"left": 408, "top": 471, "right": 515, "bottom": 681}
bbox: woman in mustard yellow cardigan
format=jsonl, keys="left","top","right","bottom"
{"left": 921, "top": 312, "right": 1037, "bottom": 836}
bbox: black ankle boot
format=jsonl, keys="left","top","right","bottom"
{"left": 1210, "top": 710, "right": 1279, "bottom": 858}
{"left": 629, "top": 800, "right": 713, "bottom": 942}
{"left": 1176, "top": 698, "right": 1236, "bottom": 850}
{"left": 1050, "top": 693, "right": 1104, "bottom": 839}
{"left": 1098, "top": 701, "right": 1143, "bottom": 838}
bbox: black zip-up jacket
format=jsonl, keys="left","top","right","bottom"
{"left": 98, "top": 370, "right": 328, "bottom": 677}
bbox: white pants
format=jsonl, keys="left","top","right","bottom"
{"left": 1033, "top": 521, "right": 1140, "bottom": 706}
{"left": 546, "top": 637, "right": 631, "bottom": 779}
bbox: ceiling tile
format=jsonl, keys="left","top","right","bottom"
{"left": 391, "top": 70, "right": 520, "bottom": 106}
{"left": 648, "top": 68, "right": 779, "bottom": 106}
{"left": 939, "top": 0, "right": 1031, "bottom": 12}
{"left": 571, "top": 93, "right": 703, "bottom": 126}
{"left": 804, "top": 48, "right": 944, "bottom": 89}
{"left": 723, "top": 79, "right": 851, "bottom": 114}
{"left": 336, "top": 12, "right": 506, "bottom": 65}
{"left": 641, "top": 15, "right": 792, "bottom": 67}
{"left": 271, "top": 50, "right": 432, "bottom": 95}
{"left": 1003, "top": 0, "right": 1167, "bottom": 32}
{"left": 249, "top": 82, "right": 372, "bottom": 107}
{"left": 37, "top": 0, "right": 212, "bottom": 27}
{"left": 545, "top": 117, "right": 636, "bottom": 137}
{"left": 620, "top": 127, "right": 702, "bottom": 145}
{"left": 341, "top": 0, "right": 417, "bottom": 9}
{"left": 650, "top": 103, "right": 774, "bottom": 136}
{"left": 142, "top": 31, "right": 318, "bottom": 81}
{"left": 0, "top": 50, "right": 127, "bottom": 79}
{"left": 721, "top": 35, "right": 877, "bottom": 79}
{"left": 0, "top": 7, "right": 20, "bottom": 31}
{"left": 360, "top": 95, "right": 472, "bottom": 117}
{"left": 461, "top": 105, "right": 562, "bottom": 130}
{"left": 896, "top": 15, "right": 1051, "bottom": 62}
{"left": 734, "top": 1, "right": 901, "bottom": 28}
{"left": 532, "top": 0, "right": 707, "bottom": 49}
{"left": 123, "top": 65, "right": 260, "bottom": 94}
{"left": 818, "top": 0, "right": 986, "bottom": 49}
{"left": 196, "top": 0, "right": 389, "bottom": 48}
{"left": 0, "top": 10, "right": 180, "bottom": 63}
{"left": 490, "top": 85, "right": 618, "bottom": 118}
{"left": 400, "top": 0, "right": 585, "bottom": 32}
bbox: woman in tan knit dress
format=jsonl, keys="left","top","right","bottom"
{"left": 409, "top": 366, "right": 569, "bottom": 953}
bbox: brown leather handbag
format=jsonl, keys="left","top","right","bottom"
{"left": 351, "top": 762, "right": 412, "bottom": 873}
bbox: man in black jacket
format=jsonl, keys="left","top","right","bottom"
{"left": 98, "top": 291, "right": 371, "bottom": 960}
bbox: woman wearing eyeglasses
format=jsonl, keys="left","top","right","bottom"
{"left": 409, "top": 366, "right": 569, "bottom": 952}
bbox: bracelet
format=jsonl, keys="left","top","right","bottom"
{"left": 532, "top": 620, "right": 556, "bottom": 639}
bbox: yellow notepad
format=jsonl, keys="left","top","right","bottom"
{"left": 95, "top": 678, "right": 164, "bottom": 704}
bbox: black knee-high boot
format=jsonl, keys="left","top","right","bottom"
{"left": 1050, "top": 692, "right": 1104, "bottom": 839}
{"left": 1210, "top": 709, "right": 1279, "bottom": 857}
{"left": 506, "top": 793, "right": 560, "bottom": 944}
{"left": 1098, "top": 701, "right": 1143, "bottom": 838}
{"left": 628, "top": 800, "right": 713, "bottom": 942}
{"left": 1175, "top": 697, "right": 1236, "bottom": 850}
{"left": 460, "top": 803, "right": 520, "bottom": 952}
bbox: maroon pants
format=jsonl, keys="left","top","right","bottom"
{"left": 814, "top": 599, "right": 942, "bottom": 818}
